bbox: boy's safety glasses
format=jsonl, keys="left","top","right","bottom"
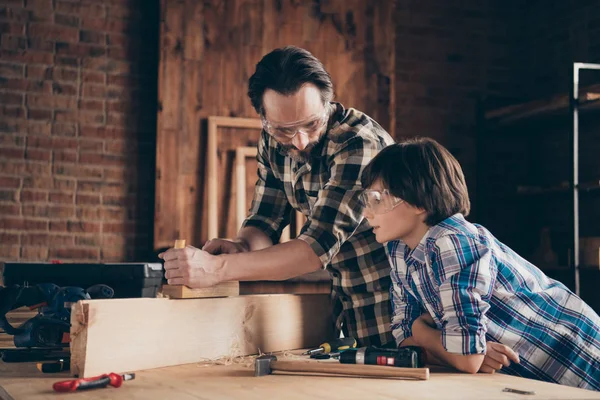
{"left": 359, "top": 189, "right": 404, "bottom": 214}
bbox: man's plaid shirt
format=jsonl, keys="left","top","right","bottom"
{"left": 242, "top": 102, "right": 395, "bottom": 347}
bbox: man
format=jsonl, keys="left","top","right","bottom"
{"left": 160, "top": 46, "right": 395, "bottom": 347}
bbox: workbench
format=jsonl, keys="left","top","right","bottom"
{"left": 1, "top": 353, "right": 598, "bottom": 400}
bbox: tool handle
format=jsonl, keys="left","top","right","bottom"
{"left": 326, "top": 337, "right": 357, "bottom": 352}
{"left": 53, "top": 373, "right": 122, "bottom": 392}
{"left": 271, "top": 360, "right": 429, "bottom": 380}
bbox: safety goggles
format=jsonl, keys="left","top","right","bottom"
{"left": 261, "top": 109, "right": 328, "bottom": 143}
{"left": 359, "top": 189, "right": 404, "bottom": 214}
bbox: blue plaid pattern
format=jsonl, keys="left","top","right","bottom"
{"left": 387, "top": 213, "right": 600, "bottom": 391}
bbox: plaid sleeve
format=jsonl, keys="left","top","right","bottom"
{"left": 241, "top": 133, "right": 292, "bottom": 243}
{"left": 297, "top": 135, "right": 379, "bottom": 267}
{"left": 431, "top": 235, "right": 496, "bottom": 355}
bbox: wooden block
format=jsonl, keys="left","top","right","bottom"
{"left": 161, "top": 238, "right": 240, "bottom": 298}
{"left": 161, "top": 281, "right": 240, "bottom": 298}
{"left": 70, "top": 294, "right": 333, "bottom": 378}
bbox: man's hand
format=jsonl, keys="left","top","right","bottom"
{"left": 202, "top": 238, "right": 249, "bottom": 255}
{"left": 479, "top": 341, "right": 520, "bottom": 374}
{"left": 159, "top": 246, "right": 226, "bottom": 288}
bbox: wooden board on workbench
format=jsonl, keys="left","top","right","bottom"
{"left": 2, "top": 355, "right": 599, "bottom": 400}
{"left": 70, "top": 294, "right": 333, "bottom": 378}
{"left": 161, "top": 281, "right": 240, "bottom": 298}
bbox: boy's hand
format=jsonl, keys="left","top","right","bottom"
{"left": 479, "top": 342, "right": 520, "bottom": 374}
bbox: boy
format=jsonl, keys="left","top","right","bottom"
{"left": 359, "top": 137, "right": 600, "bottom": 391}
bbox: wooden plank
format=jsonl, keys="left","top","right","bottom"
{"left": 239, "top": 281, "right": 329, "bottom": 295}
{"left": 70, "top": 295, "right": 333, "bottom": 378}
{"left": 2, "top": 354, "right": 600, "bottom": 400}
{"left": 161, "top": 281, "right": 240, "bottom": 298}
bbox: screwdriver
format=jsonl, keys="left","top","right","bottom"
{"left": 303, "top": 337, "right": 357, "bottom": 355}
{"left": 339, "top": 346, "right": 426, "bottom": 368}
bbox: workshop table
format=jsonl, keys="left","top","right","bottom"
{"left": 1, "top": 354, "right": 599, "bottom": 400}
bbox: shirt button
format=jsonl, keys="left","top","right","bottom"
{"left": 332, "top": 271, "right": 340, "bottom": 278}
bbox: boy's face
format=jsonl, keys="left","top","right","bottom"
{"left": 362, "top": 180, "right": 428, "bottom": 248}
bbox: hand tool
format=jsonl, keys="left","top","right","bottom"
{"left": 53, "top": 372, "right": 135, "bottom": 392}
{"left": 303, "top": 337, "right": 357, "bottom": 355}
{"left": 37, "top": 358, "right": 69, "bottom": 373}
{"left": 339, "top": 346, "right": 426, "bottom": 368}
{"left": 255, "top": 354, "right": 429, "bottom": 380}
{"left": 503, "top": 387, "right": 535, "bottom": 395}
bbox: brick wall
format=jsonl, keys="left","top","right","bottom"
{"left": 0, "top": 0, "right": 159, "bottom": 262}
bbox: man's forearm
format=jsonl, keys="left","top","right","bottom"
{"left": 412, "top": 319, "right": 484, "bottom": 374}
{"left": 235, "top": 226, "right": 274, "bottom": 252}
{"left": 221, "top": 238, "right": 323, "bottom": 281}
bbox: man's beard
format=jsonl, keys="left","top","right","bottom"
{"left": 279, "top": 130, "right": 325, "bottom": 163}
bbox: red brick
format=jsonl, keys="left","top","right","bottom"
{"left": 25, "top": 148, "right": 50, "bottom": 161}
{"left": 79, "top": 99, "right": 104, "bottom": 112}
{"left": 0, "top": 246, "right": 20, "bottom": 259}
{"left": 0, "top": 217, "right": 48, "bottom": 230}
{"left": 56, "top": 42, "right": 105, "bottom": 58}
{"left": 76, "top": 194, "right": 101, "bottom": 205}
{"left": 79, "top": 30, "right": 105, "bottom": 45}
{"left": 80, "top": 125, "right": 126, "bottom": 139}
{"left": 107, "top": 46, "right": 127, "bottom": 60}
{"left": 0, "top": 134, "right": 24, "bottom": 146}
{"left": 55, "top": 56, "right": 79, "bottom": 67}
{"left": 76, "top": 206, "right": 101, "bottom": 219}
{"left": 1, "top": 34, "right": 27, "bottom": 51}
{"left": 0, "top": 189, "right": 16, "bottom": 201}
{"left": 82, "top": 70, "right": 104, "bottom": 84}
{"left": 0, "top": 77, "right": 50, "bottom": 92}
{"left": 26, "top": 37, "right": 53, "bottom": 52}
{"left": 102, "top": 194, "right": 134, "bottom": 207}
{"left": 53, "top": 177, "right": 75, "bottom": 191}
{"left": 102, "top": 221, "right": 136, "bottom": 234}
{"left": 0, "top": 105, "right": 25, "bottom": 118}
{"left": 29, "top": 23, "right": 78, "bottom": 43}
{"left": 49, "top": 234, "right": 74, "bottom": 246}
{"left": 28, "top": 108, "right": 52, "bottom": 120}
{"left": 22, "top": 204, "right": 49, "bottom": 217}
{"left": 0, "top": 50, "right": 54, "bottom": 64}
{"left": 25, "top": 0, "right": 53, "bottom": 12}
{"left": 107, "top": 5, "right": 138, "bottom": 20}
{"left": 21, "top": 246, "right": 48, "bottom": 260}
{"left": 67, "top": 220, "right": 101, "bottom": 233}
{"left": 0, "top": 22, "right": 25, "bottom": 35}
{"left": 24, "top": 162, "right": 50, "bottom": 175}
{"left": 53, "top": 150, "right": 77, "bottom": 163}
{"left": 100, "top": 208, "right": 125, "bottom": 221}
{"left": 0, "top": 203, "right": 20, "bottom": 215}
{"left": 22, "top": 176, "right": 53, "bottom": 189}
{"left": 0, "top": 176, "right": 21, "bottom": 188}
{"left": 49, "top": 221, "right": 67, "bottom": 232}
{"left": 20, "top": 190, "right": 47, "bottom": 202}
{"left": 0, "top": 147, "right": 25, "bottom": 158}
{"left": 107, "top": 33, "right": 127, "bottom": 47}
{"left": 53, "top": 67, "right": 77, "bottom": 81}
{"left": 27, "top": 93, "right": 77, "bottom": 110}
{"left": 49, "top": 247, "right": 100, "bottom": 260}
{"left": 49, "top": 192, "right": 73, "bottom": 203}
{"left": 52, "top": 81, "right": 77, "bottom": 96}
{"left": 80, "top": 152, "right": 125, "bottom": 166}
{"left": 21, "top": 233, "right": 49, "bottom": 246}
{"left": 75, "top": 235, "right": 101, "bottom": 246}
{"left": 82, "top": 83, "right": 105, "bottom": 98}
{"left": 0, "top": 92, "right": 22, "bottom": 105}
{"left": 54, "top": 109, "right": 104, "bottom": 124}
{"left": 77, "top": 180, "right": 104, "bottom": 192}
{"left": 78, "top": 139, "right": 103, "bottom": 152}
{"left": 0, "top": 61, "right": 24, "bottom": 77}
{"left": 53, "top": 164, "right": 103, "bottom": 179}
{"left": 0, "top": 232, "right": 19, "bottom": 245}
{"left": 0, "top": 7, "right": 30, "bottom": 23}
{"left": 54, "top": 14, "right": 79, "bottom": 28}
{"left": 103, "top": 167, "right": 128, "bottom": 181}
{"left": 26, "top": 135, "right": 51, "bottom": 148}
{"left": 48, "top": 205, "right": 75, "bottom": 219}
{"left": 51, "top": 122, "right": 77, "bottom": 136}
{"left": 101, "top": 247, "right": 135, "bottom": 261}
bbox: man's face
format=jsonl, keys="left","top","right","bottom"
{"left": 262, "top": 84, "right": 328, "bottom": 163}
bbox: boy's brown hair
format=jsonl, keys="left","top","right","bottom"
{"left": 361, "top": 137, "right": 471, "bottom": 226}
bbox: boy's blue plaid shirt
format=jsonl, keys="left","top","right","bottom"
{"left": 242, "top": 102, "right": 396, "bottom": 347}
{"left": 386, "top": 213, "right": 600, "bottom": 391}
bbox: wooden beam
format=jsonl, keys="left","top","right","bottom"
{"left": 161, "top": 281, "right": 240, "bottom": 298}
{"left": 70, "top": 295, "right": 333, "bottom": 378}
{"left": 207, "top": 116, "right": 263, "bottom": 239}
